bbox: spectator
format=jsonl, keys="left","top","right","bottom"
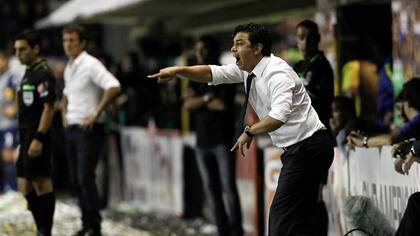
{"left": 391, "top": 140, "right": 420, "bottom": 235}
{"left": 330, "top": 96, "right": 357, "bottom": 157}
{"left": 182, "top": 35, "right": 243, "bottom": 236}
{"left": 0, "top": 51, "right": 19, "bottom": 192}
{"left": 347, "top": 78, "right": 420, "bottom": 148}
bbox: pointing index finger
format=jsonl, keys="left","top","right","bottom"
{"left": 147, "top": 73, "right": 160, "bottom": 79}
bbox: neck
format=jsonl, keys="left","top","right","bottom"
{"left": 70, "top": 51, "right": 83, "bottom": 63}
{"left": 304, "top": 50, "right": 319, "bottom": 60}
{"left": 246, "top": 55, "right": 264, "bottom": 73}
{"left": 28, "top": 57, "right": 42, "bottom": 68}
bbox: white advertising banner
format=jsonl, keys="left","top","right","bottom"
{"left": 120, "top": 127, "right": 183, "bottom": 215}
{"left": 348, "top": 146, "right": 420, "bottom": 228}
{"left": 263, "top": 145, "right": 420, "bottom": 234}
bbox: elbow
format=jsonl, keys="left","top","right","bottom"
{"left": 108, "top": 86, "right": 122, "bottom": 97}
{"left": 271, "top": 120, "right": 283, "bottom": 131}
{"left": 112, "top": 86, "right": 121, "bottom": 94}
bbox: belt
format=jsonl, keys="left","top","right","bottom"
{"left": 67, "top": 124, "right": 83, "bottom": 130}
{"left": 281, "top": 129, "right": 328, "bottom": 153}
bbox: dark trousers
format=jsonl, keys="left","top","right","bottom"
{"left": 268, "top": 130, "right": 334, "bottom": 236}
{"left": 396, "top": 192, "right": 420, "bottom": 236}
{"left": 65, "top": 124, "right": 104, "bottom": 232}
{"left": 195, "top": 144, "right": 243, "bottom": 236}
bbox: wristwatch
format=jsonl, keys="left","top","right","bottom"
{"left": 362, "top": 136, "right": 369, "bottom": 148}
{"left": 203, "top": 94, "right": 213, "bottom": 103}
{"left": 244, "top": 125, "right": 254, "bottom": 138}
{"left": 411, "top": 146, "right": 417, "bottom": 156}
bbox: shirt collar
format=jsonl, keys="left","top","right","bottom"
{"left": 251, "top": 54, "right": 271, "bottom": 78}
{"left": 71, "top": 51, "right": 87, "bottom": 67}
{"left": 28, "top": 58, "right": 48, "bottom": 71}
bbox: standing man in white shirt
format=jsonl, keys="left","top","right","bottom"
{"left": 149, "top": 23, "right": 334, "bottom": 236}
{"left": 61, "top": 25, "right": 121, "bottom": 236}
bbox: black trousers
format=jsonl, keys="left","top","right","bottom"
{"left": 396, "top": 192, "right": 420, "bottom": 236}
{"left": 268, "top": 130, "right": 334, "bottom": 236}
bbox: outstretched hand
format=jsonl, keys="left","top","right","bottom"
{"left": 148, "top": 67, "right": 178, "bottom": 83}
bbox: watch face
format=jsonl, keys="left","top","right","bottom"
{"left": 244, "top": 125, "right": 250, "bottom": 132}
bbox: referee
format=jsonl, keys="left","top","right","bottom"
{"left": 14, "top": 30, "right": 56, "bottom": 236}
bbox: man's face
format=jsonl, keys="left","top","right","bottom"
{"left": 195, "top": 41, "right": 208, "bottom": 64}
{"left": 296, "top": 26, "right": 318, "bottom": 58}
{"left": 400, "top": 101, "right": 410, "bottom": 122}
{"left": 14, "top": 40, "right": 38, "bottom": 66}
{"left": 231, "top": 32, "right": 260, "bottom": 72}
{"left": 63, "top": 32, "right": 85, "bottom": 58}
{"left": 331, "top": 102, "right": 345, "bottom": 130}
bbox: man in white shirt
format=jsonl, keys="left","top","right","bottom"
{"left": 61, "top": 25, "right": 121, "bottom": 236}
{"left": 149, "top": 23, "right": 334, "bottom": 235}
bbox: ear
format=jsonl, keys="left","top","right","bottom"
{"left": 81, "top": 40, "right": 87, "bottom": 49}
{"left": 34, "top": 45, "right": 41, "bottom": 55}
{"left": 253, "top": 43, "right": 263, "bottom": 55}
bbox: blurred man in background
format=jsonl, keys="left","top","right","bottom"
{"left": 183, "top": 35, "right": 243, "bottom": 236}
{"left": 0, "top": 51, "right": 19, "bottom": 193}
{"left": 62, "top": 25, "right": 120, "bottom": 236}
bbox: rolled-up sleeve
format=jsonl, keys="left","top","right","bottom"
{"left": 267, "top": 71, "right": 295, "bottom": 123}
{"left": 90, "top": 61, "right": 121, "bottom": 89}
{"left": 208, "top": 64, "right": 243, "bottom": 85}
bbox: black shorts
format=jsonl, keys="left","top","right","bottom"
{"left": 16, "top": 128, "right": 52, "bottom": 180}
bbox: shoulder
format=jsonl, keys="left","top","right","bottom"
{"left": 34, "top": 61, "right": 54, "bottom": 78}
{"left": 83, "top": 53, "right": 103, "bottom": 67}
{"left": 318, "top": 54, "right": 333, "bottom": 69}
{"left": 266, "top": 55, "right": 298, "bottom": 81}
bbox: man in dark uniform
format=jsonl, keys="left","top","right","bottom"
{"left": 293, "top": 19, "right": 334, "bottom": 236}
{"left": 293, "top": 19, "right": 334, "bottom": 129}
{"left": 14, "top": 30, "right": 56, "bottom": 236}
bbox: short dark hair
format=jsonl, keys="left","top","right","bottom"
{"left": 197, "top": 35, "right": 220, "bottom": 64}
{"left": 333, "top": 96, "right": 356, "bottom": 118}
{"left": 296, "top": 19, "right": 320, "bottom": 44}
{"left": 62, "top": 24, "right": 88, "bottom": 42}
{"left": 402, "top": 77, "right": 420, "bottom": 111}
{"left": 233, "top": 23, "right": 272, "bottom": 56}
{"left": 15, "top": 29, "right": 41, "bottom": 49}
{"left": 0, "top": 50, "right": 10, "bottom": 58}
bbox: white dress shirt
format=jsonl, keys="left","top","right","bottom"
{"left": 63, "top": 51, "right": 120, "bottom": 125}
{"left": 209, "top": 54, "right": 325, "bottom": 148}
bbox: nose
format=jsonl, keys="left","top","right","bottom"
{"left": 230, "top": 45, "right": 236, "bottom": 53}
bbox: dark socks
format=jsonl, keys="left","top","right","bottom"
{"left": 25, "top": 191, "right": 41, "bottom": 228}
{"left": 37, "top": 192, "right": 56, "bottom": 235}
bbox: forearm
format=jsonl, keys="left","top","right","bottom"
{"left": 176, "top": 65, "right": 212, "bottom": 83}
{"left": 95, "top": 86, "right": 121, "bottom": 116}
{"left": 247, "top": 115, "right": 284, "bottom": 136}
{"left": 183, "top": 96, "right": 208, "bottom": 110}
{"left": 37, "top": 103, "right": 55, "bottom": 133}
{"left": 366, "top": 134, "right": 392, "bottom": 147}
